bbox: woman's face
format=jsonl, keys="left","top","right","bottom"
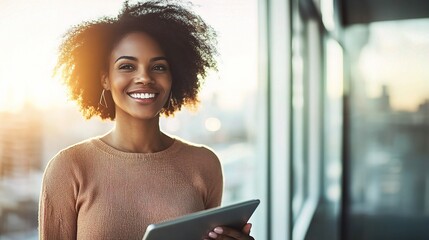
{"left": 103, "top": 32, "right": 172, "bottom": 121}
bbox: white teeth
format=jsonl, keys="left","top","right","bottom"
{"left": 129, "top": 93, "right": 156, "bottom": 99}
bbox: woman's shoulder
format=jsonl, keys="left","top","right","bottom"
{"left": 56, "top": 137, "right": 99, "bottom": 157}
{"left": 45, "top": 137, "right": 99, "bottom": 169}
{"left": 173, "top": 137, "right": 220, "bottom": 168}
{"left": 174, "top": 137, "right": 218, "bottom": 157}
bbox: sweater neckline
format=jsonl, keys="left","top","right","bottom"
{"left": 90, "top": 137, "right": 181, "bottom": 160}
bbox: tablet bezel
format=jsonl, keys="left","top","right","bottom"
{"left": 142, "top": 199, "right": 260, "bottom": 240}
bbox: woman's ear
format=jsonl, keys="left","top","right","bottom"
{"left": 100, "top": 72, "right": 110, "bottom": 90}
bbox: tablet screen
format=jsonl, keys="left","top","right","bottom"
{"left": 142, "top": 199, "right": 260, "bottom": 240}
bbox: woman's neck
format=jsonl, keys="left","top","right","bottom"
{"left": 102, "top": 114, "right": 172, "bottom": 153}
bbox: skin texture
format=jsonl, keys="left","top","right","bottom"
{"left": 105, "top": 32, "right": 172, "bottom": 121}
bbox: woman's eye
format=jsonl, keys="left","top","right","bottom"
{"left": 152, "top": 65, "right": 168, "bottom": 72}
{"left": 119, "top": 64, "right": 135, "bottom": 71}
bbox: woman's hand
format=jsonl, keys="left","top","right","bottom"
{"left": 204, "top": 223, "right": 254, "bottom": 240}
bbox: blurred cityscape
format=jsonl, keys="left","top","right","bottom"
{"left": 351, "top": 85, "right": 429, "bottom": 213}
{"left": 344, "top": 19, "right": 429, "bottom": 240}
{"left": 0, "top": 105, "right": 42, "bottom": 239}
{"left": 349, "top": 85, "right": 429, "bottom": 239}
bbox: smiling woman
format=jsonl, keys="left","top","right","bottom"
{"left": 0, "top": 0, "right": 261, "bottom": 239}
{"left": 38, "top": 1, "right": 256, "bottom": 240}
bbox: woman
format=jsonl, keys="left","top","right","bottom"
{"left": 38, "top": 1, "right": 254, "bottom": 239}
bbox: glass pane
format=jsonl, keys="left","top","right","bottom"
{"left": 291, "top": 0, "right": 309, "bottom": 223}
{"left": 304, "top": 29, "right": 342, "bottom": 240}
{"left": 324, "top": 38, "right": 343, "bottom": 206}
{"left": 346, "top": 19, "right": 429, "bottom": 240}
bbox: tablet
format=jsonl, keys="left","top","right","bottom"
{"left": 142, "top": 199, "right": 260, "bottom": 240}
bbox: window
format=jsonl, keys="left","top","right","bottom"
{"left": 345, "top": 19, "right": 429, "bottom": 240}
{"left": 290, "top": 1, "right": 324, "bottom": 239}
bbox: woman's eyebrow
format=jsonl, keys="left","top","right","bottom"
{"left": 150, "top": 56, "right": 168, "bottom": 62}
{"left": 114, "top": 56, "right": 168, "bottom": 63}
{"left": 115, "top": 56, "right": 138, "bottom": 63}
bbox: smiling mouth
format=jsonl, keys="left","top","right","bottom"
{"left": 128, "top": 93, "right": 157, "bottom": 99}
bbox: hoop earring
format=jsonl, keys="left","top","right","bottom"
{"left": 99, "top": 89, "right": 108, "bottom": 109}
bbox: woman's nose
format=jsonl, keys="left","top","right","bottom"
{"left": 134, "top": 71, "right": 154, "bottom": 85}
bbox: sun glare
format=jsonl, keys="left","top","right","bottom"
{"left": 1, "top": 2, "right": 57, "bottom": 112}
{"left": 0, "top": 38, "right": 64, "bottom": 112}
{"left": 0, "top": 0, "right": 123, "bottom": 112}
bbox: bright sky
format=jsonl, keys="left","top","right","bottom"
{"left": 0, "top": 0, "right": 258, "bottom": 112}
{"left": 0, "top": 0, "right": 123, "bottom": 112}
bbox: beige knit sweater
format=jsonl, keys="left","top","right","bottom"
{"left": 38, "top": 137, "right": 223, "bottom": 240}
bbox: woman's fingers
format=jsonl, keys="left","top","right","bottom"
{"left": 206, "top": 225, "right": 254, "bottom": 240}
{"left": 242, "top": 223, "right": 252, "bottom": 235}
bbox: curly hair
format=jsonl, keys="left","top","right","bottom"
{"left": 55, "top": 0, "right": 218, "bottom": 120}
